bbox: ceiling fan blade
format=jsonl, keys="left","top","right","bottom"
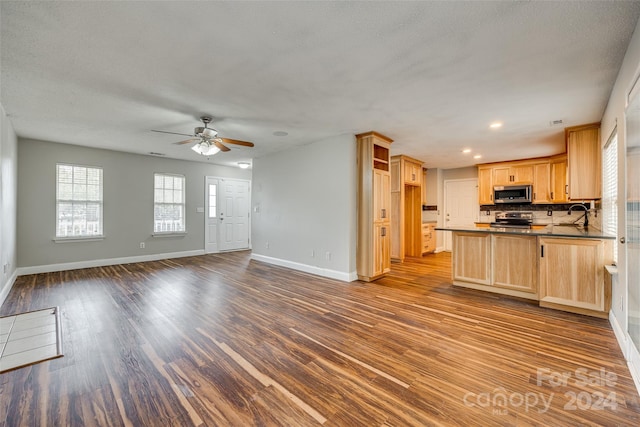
{"left": 174, "top": 138, "right": 199, "bottom": 145}
{"left": 151, "top": 129, "right": 195, "bottom": 137}
{"left": 219, "top": 137, "right": 254, "bottom": 147}
{"left": 213, "top": 140, "right": 231, "bottom": 152}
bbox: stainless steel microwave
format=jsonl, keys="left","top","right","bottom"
{"left": 493, "top": 184, "right": 532, "bottom": 204}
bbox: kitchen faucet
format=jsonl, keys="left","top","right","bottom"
{"left": 568, "top": 204, "right": 589, "bottom": 227}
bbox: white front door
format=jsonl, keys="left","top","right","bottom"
{"left": 205, "top": 177, "right": 219, "bottom": 254}
{"left": 219, "top": 178, "right": 250, "bottom": 251}
{"left": 444, "top": 179, "right": 478, "bottom": 251}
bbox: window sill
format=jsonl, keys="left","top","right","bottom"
{"left": 152, "top": 232, "right": 187, "bottom": 238}
{"left": 54, "top": 235, "right": 105, "bottom": 243}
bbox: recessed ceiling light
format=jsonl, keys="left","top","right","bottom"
{"left": 273, "top": 131, "right": 288, "bottom": 137}
{"left": 489, "top": 122, "right": 503, "bottom": 129}
{"left": 473, "top": 154, "right": 482, "bottom": 159}
{"left": 462, "top": 148, "right": 472, "bottom": 154}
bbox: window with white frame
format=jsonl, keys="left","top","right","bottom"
{"left": 56, "top": 164, "right": 103, "bottom": 238}
{"left": 154, "top": 173, "right": 186, "bottom": 233}
{"left": 602, "top": 132, "right": 618, "bottom": 263}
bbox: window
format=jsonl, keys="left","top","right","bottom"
{"left": 208, "top": 183, "right": 217, "bottom": 218}
{"left": 602, "top": 132, "right": 618, "bottom": 263}
{"left": 154, "top": 173, "right": 186, "bottom": 233}
{"left": 56, "top": 164, "right": 103, "bottom": 238}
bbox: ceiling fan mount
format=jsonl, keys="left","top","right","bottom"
{"left": 151, "top": 115, "right": 254, "bottom": 156}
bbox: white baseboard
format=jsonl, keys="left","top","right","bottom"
{"left": 0, "top": 269, "right": 18, "bottom": 308}
{"left": 250, "top": 253, "right": 355, "bottom": 282}
{"left": 609, "top": 311, "right": 628, "bottom": 359}
{"left": 628, "top": 341, "right": 640, "bottom": 397}
{"left": 16, "top": 250, "right": 206, "bottom": 276}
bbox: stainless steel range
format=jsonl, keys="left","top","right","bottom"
{"left": 490, "top": 211, "right": 534, "bottom": 229}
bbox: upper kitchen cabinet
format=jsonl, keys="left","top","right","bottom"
{"left": 391, "top": 155, "right": 424, "bottom": 261}
{"left": 356, "top": 131, "right": 393, "bottom": 282}
{"left": 493, "top": 163, "right": 534, "bottom": 185}
{"left": 532, "top": 161, "right": 551, "bottom": 204}
{"left": 566, "top": 123, "right": 601, "bottom": 200}
{"left": 478, "top": 166, "right": 494, "bottom": 205}
{"left": 550, "top": 154, "right": 569, "bottom": 203}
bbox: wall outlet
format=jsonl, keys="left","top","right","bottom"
{"left": 265, "top": 242, "right": 269, "bottom": 249}
{"left": 325, "top": 251, "right": 331, "bottom": 261}
{"left": 547, "top": 209, "right": 553, "bottom": 216}
{"left": 139, "top": 242, "right": 145, "bottom": 249}
{"left": 486, "top": 210, "right": 491, "bottom": 216}
{"left": 310, "top": 250, "right": 315, "bottom": 258}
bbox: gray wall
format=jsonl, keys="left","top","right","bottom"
{"left": 442, "top": 166, "right": 478, "bottom": 181}
{"left": 251, "top": 134, "right": 357, "bottom": 278}
{"left": 0, "top": 104, "right": 18, "bottom": 305}
{"left": 17, "top": 139, "right": 250, "bottom": 269}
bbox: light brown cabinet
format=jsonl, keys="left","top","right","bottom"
{"left": 391, "top": 155, "right": 424, "bottom": 261}
{"left": 452, "top": 232, "right": 491, "bottom": 285}
{"left": 532, "top": 162, "right": 551, "bottom": 204}
{"left": 567, "top": 123, "right": 601, "bottom": 200}
{"left": 539, "top": 237, "right": 610, "bottom": 317}
{"left": 550, "top": 155, "right": 569, "bottom": 203}
{"left": 493, "top": 163, "right": 534, "bottom": 185}
{"left": 478, "top": 166, "right": 494, "bottom": 205}
{"left": 492, "top": 235, "right": 537, "bottom": 293}
{"left": 422, "top": 223, "right": 436, "bottom": 254}
{"left": 357, "top": 131, "right": 393, "bottom": 282}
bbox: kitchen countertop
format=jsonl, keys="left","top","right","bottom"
{"left": 435, "top": 224, "right": 615, "bottom": 239}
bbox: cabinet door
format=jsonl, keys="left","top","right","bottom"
{"left": 374, "top": 224, "right": 391, "bottom": 276}
{"left": 550, "top": 158, "right": 569, "bottom": 203}
{"left": 493, "top": 166, "right": 511, "bottom": 186}
{"left": 374, "top": 170, "right": 390, "bottom": 222}
{"left": 539, "top": 238, "right": 604, "bottom": 312}
{"left": 492, "top": 235, "right": 537, "bottom": 293}
{"left": 478, "top": 167, "right": 494, "bottom": 204}
{"left": 532, "top": 162, "right": 551, "bottom": 203}
{"left": 452, "top": 232, "right": 491, "bottom": 285}
{"left": 404, "top": 162, "right": 421, "bottom": 185}
{"left": 568, "top": 126, "right": 601, "bottom": 200}
{"left": 512, "top": 164, "right": 534, "bottom": 184}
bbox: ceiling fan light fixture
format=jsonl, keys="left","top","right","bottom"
{"left": 191, "top": 141, "right": 220, "bottom": 156}
{"left": 202, "top": 127, "right": 217, "bottom": 138}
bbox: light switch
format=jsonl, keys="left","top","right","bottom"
{"left": 196, "top": 207, "right": 204, "bottom": 213}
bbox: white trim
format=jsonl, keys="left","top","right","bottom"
{"left": 16, "top": 250, "right": 205, "bottom": 276}
{"left": 53, "top": 235, "right": 105, "bottom": 243}
{"left": 628, "top": 339, "right": 640, "bottom": 397}
{"left": 0, "top": 269, "right": 18, "bottom": 308}
{"left": 251, "top": 253, "right": 355, "bottom": 282}
{"left": 151, "top": 232, "right": 187, "bottom": 238}
{"left": 609, "top": 310, "right": 628, "bottom": 359}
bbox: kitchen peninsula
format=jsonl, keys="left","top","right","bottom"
{"left": 437, "top": 225, "right": 614, "bottom": 318}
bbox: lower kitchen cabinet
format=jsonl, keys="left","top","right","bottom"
{"left": 492, "top": 235, "right": 537, "bottom": 293}
{"left": 452, "top": 232, "right": 491, "bottom": 285}
{"left": 539, "top": 237, "right": 610, "bottom": 318}
{"left": 422, "top": 223, "right": 436, "bottom": 254}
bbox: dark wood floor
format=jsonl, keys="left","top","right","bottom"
{"left": 1, "top": 251, "right": 639, "bottom": 426}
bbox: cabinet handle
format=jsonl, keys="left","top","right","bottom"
{"left": 550, "top": 191, "right": 554, "bottom": 200}
{"left": 620, "top": 237, "right": 626, "bottom": 244}
{"left": 490, "top": 194, "right": 493, "bottom": 200}
{"left": 541, "top": 245, "right": 544, "bottom": 258}
{"left": 534, "top": 192, "right": 536, "bottom": 200}
{"left": 381, "top": 208, "right": 386, "bottom": 219}
{"left": 381, "top": 227, "right": 387, "bottom": 237}
{"left": 565, "top": 185, "right": 568, "bottom": 194}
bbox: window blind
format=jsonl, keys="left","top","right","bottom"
{"left": 602, "top": 133, "right": 618, "bottom": 263}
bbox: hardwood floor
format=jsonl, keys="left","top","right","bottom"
{"left": 1, "top": 251, "right": 639, "bottom": 426}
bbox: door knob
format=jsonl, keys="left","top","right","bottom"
{"left": 620, "top": 237, "right": 626, "bottom": 244}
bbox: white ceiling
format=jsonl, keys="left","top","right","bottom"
{"left": 2, "top": 1, "right": 639, "bottom": 169}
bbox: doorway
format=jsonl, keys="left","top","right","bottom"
{"left": 443, "top": 178, "right": 478, "bottom": 251}
{"left": 205, "top": 177, "right": 250, "bottom": 253}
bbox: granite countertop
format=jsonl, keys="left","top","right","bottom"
{"left": 435, "top": 224, "right": 615, "bottom": 240}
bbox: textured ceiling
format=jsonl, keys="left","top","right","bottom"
{"left": 2, "top": 1, "right": 639, "bottom": 169}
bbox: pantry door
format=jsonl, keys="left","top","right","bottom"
{"left": 444, "top": 179, "right": 478, "bottom": 251}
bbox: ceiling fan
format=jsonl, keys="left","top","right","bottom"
{"left": 151, "top": 116, "right": 254, "bottom": 156}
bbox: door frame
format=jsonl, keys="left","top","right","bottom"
{"left": 204, "top": 176, "right": 251, "bottom": 253}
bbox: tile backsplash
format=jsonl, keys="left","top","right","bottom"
{"left": 478, "top": 204, "right": 602, "bottom": 230}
